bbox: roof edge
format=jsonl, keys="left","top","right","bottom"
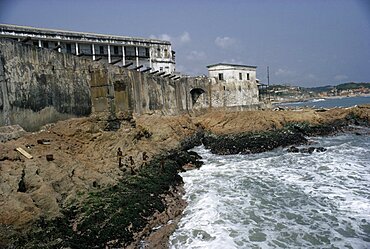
{"left": 0, "top": 23, "right": 171, "bottom": 45}
{"left": 207, "top": 63, "right": 257, "bottom": 69}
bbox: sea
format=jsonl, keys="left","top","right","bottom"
{"left": 169, "top": 96, "right": 370, "bottom": 249}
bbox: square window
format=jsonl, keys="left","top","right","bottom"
{"left": 218, "top": 73, "right": 224, "bottom": 81}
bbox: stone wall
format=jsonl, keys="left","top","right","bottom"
{"left": 0, "top": 38, "right": 190, "bottom": 131}
{"left": 0, "top": 39, "right": 92, "bottom": 131}
{"left": 0, "top": 38, "right": 264, "bottom": 131}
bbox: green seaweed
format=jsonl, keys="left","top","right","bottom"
{"left": 11, "top": 152, "right": 189, "bottom": 249}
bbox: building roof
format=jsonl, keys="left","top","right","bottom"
{"left": 0, "top": 23, "right": 171, "bottom": 45}
{"left": 207, "top": 63, "right": 257, "bottom": 69}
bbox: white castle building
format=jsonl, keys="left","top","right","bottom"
{"left": 0, "top": 24, "right": 176, "bottom": 74}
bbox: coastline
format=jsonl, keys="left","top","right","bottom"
{"left": 1, "top": 105, "right": 369, "bottom": 248}
{"left": 272, "top": 93, "right": 370, "bottom": 105}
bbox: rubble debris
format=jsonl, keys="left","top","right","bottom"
{"left": 16, "top": 147, "right": 33, "bottom": 159}
{"left": 46, "top": 154, "right": 54, "bottom": 161}
{"left": 0, "top": 125, "right": 26, "bottom": 143}
{"left": 37, "top": 139, "right": 51, "bottom": 145}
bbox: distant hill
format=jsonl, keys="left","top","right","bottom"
{"left": 336, "top": 82, "right": 370, "bottom": 90}
{"left": 307, "top": 82, "right": 370, "bottom": 92}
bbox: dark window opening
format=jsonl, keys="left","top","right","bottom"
{"left": 218, "top": 73, "right": 224, "bottom": 81}
{"left": 113, "top": 46, "right": 119, "bottom": 55}
{"left": 239, "top": 72, "right": 243, "bottom": 80}
{"left": 125, "top": 46, "right": 136, "bottom": 59}
{"left": 66, "top": 44, "right": 72, "bottom": 53}
{"left": 190, "top": 88, "right": 205, "bottom": 105}
{"left": 223, "top": 86, "right": 226, "bottom": 91}
{"left": 33, "top": 41, "right": 39, "bottom": 46}
{"left": 99, "top": 46, "right": 104, "bottom": 55}
{"left": 164, "top": 49, "right": 168, "bottom": 57}
{"left": 42, "top": 41, "right": 49, "bottom": 48}
{"left": 247, "top": 73, "right": 250, "bottom": 80}
{"left": 138, "top": 47, "right": 150, "bottom": 58}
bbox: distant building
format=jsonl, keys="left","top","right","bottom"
{"left": 207, "top": 63, "right": 257, "bottom": 83}
{"left": 206, "top": 63, "right": 260, "bottom": 106}
{"left": 0, "top": 24, "right": 175, "bottom": 73}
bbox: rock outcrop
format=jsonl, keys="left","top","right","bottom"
{"left": 0, "top": 105, "right": 369, "bottom": 248}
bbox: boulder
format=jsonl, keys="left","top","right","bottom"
{"left": 0, "top": 125, "right": 26, "bottom": 143}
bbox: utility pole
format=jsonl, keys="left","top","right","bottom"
{"left": 267, "top": 66, "right": 270, "bottom": 101}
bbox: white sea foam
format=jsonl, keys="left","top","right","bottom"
{"left": 169, "top": 133, "right": 370, "bottom": 249}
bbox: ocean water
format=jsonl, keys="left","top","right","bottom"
{"left": 276, "top": 96, "right": 370, "bottom": 109}
{"left": 169, "top": 131, "right": 370, "bottom": 248}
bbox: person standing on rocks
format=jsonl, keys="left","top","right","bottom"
{"left": 117, "top": 147, "right": 123, "bottom": 168}
{"left": 141, "top": 152, "right": 149, "bottom": 169}
{"left": 128, "top": 156, "right": 135, "bottom": 175}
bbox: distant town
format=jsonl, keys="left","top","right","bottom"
{"left": 267, "top": 82, "right": 370, "bottom": 103}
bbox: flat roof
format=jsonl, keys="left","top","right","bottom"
{"left": 207, "top": 63, "right": 257, "bottom": 69}
{"left": 0, "top": 23, "right": 171, "bottom": 45}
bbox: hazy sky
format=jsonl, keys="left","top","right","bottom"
{"left": 0, "top": 0, "right": 369, "bottom": 87}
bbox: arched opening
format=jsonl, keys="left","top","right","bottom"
{"left": 190, "top": 88, "right": 205, "bottom": 105}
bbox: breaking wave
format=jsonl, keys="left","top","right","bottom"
{"left": 170, "top": 132, "right": 370, "bottom": 249}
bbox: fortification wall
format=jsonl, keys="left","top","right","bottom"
{"left": 0, "top": 38, "right": 264, "bottom": 131}
{"left": 0, "top": 38, "right": 190, "bottom": 131}
{"left": 0, "top": 39, "right": 92, "bottom": 131}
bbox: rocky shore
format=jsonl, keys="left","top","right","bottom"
{"left": 0, "top": 105, "right": 369, "bottom": 248}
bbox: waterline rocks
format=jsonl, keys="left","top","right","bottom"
{"left": 202, "top": 129, "right": 308, "bottom": 155}
{"left": 287, "top": 146, "right": 327, "bottom": 154}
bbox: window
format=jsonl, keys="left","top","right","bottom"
{"left": 42, "top": 41, "right": 49, "bottom": 48}
{"left": 124, "top": 47, "right": 136, "bottom": 57}
{"left": 239, "top": 72, "right": 243, "bottom": 80}
{"left": 99, "top": 46, "right": 104, "bottom": 55}
{"left": 113, "top": 46, "right": 119, "bottom": 55}
{"left": 33, "top": 41, "right": 39, "bottom": 46}
{"left": 165, "top": 66, "right": 169, "bottom": 72}
{"left": 247, "top": 73, "right": 250, "bottom": 80}
{"left": 218, "top": 73, "right": 224, "bottom": 81}
{"left": 66, "top": 43, "right": 72, "bottom": 53}
{"left": 138, "top": 47, "right": 150, "bottom": 58}
{"left": 160, "top": 67, "right": 163, "bottom": 72}
{"left": 164, "top": 49, "right": 168, "bottom": 58}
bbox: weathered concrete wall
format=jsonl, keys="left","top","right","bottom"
{"left": 0, "top": 38, "right": 264, "bottom": 131}
{"left": 180, "top": 76, "right": 261, "bottom": 110}
{"left": 0, "top": 39, "right": 92, "bottom": 131}
{"left": 0, "top": 38, "right": 189, "bottom": 131}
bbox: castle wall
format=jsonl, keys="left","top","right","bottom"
{"left": 0, "top": 38, "right": 264, "bottom": 131}
{"left": 0, "top": 38, "right": 188, "bottom": 131}
{"left": 0, "top": 39, "right": 92, "bottom": 131}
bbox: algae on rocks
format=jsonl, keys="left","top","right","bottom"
{"left": 10, "top": 150, "right": 200, "bottom": 249}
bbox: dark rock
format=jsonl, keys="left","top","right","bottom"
{"left": 203, "top": 130, "right": 308, "bottom": 155}
{"left": 181, "top": 130, "right": 204, "bottom": 150}
{"left": 46, "top": 154, "right": 54, "bottom": 161}
{"left": 287, "top": 146, "right": 299, "bottom": 153}
{"left": 299, "top": 147, "right": 315, "bottom": 154}
{"left": 315, "top": 147, "right": 327, "bottom": 152}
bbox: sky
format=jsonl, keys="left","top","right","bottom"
{"left": 0, "top": 0, "right": 369, "bottom": 87}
